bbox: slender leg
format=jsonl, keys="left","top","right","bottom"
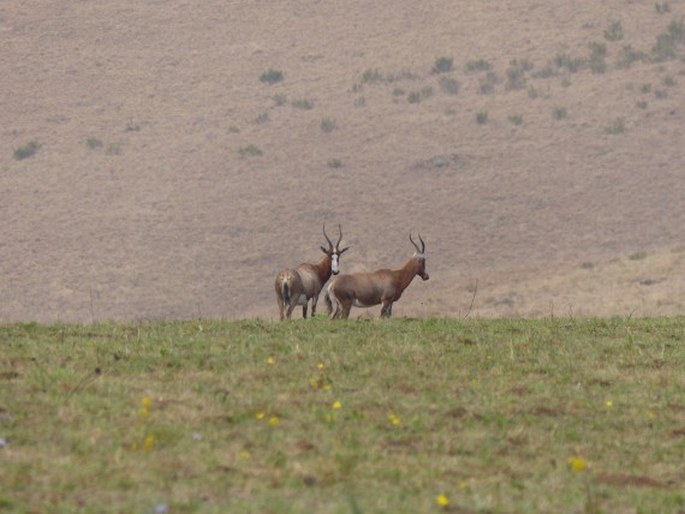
{"left": 310, "top": 294, "right": 320, "bottom": 317}
{"left": 380, "top": 300, "right": 393, "bottom": 318}
{"left": 277, "top": 296, "right": 285, "bottom": 320}
{"left": 302, "top": 303, "right": 308, "bottom": 319}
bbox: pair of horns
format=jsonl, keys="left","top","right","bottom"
{"left": 409, "top": 233, "right": 426, "bottom": 254}
{"left": 323, "top": 224, "right": 343, "bottom": 249}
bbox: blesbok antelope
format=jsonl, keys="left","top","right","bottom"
{"left": 326, "top": 234, "right": 429, "bottom": 319}
{"left": 274, "top": 224, "right": 349, "bottom": 320}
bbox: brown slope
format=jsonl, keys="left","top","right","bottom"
{"left": 1, "top": 0, "right": 684, "bottom": 322}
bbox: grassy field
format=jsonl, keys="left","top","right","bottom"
{"left": 1, "top": 317, "right": 684, "bottom": 513}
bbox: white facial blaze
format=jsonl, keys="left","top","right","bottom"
{"left": 331, "top": 253, "right": 340, "bottom": 274}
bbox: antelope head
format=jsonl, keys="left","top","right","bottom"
{"left": 321, "top": 224, "right": 350, "bottom": 275}
{"left": 409, "top": 233, "right": 429, "bottom": 281}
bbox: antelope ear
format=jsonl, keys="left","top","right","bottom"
{"left": 339, "top": 246, "right": 350, "bottom": 254}
{"left": 320, "top": 246, "right": 328, "bottom": 254}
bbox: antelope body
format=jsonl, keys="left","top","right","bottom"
{"left": 275, "top": 225, "right": 349, "bottom": 320}
{"left": 326, "top": 234, "right": 429, "bottom": 319}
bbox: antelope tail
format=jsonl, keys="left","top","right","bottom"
{"left": 281, "top": 279, "right": 291, "bottom": 304}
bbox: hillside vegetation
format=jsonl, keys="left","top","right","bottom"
{"left": 1, "top": 1, "right": 685, "bottom": 321}
{"left": 1, "top": 317, "right": 684, "bottom": 512}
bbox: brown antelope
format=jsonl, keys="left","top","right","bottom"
{"left": 325, "top": 234, "right": 428, "bottom": 319}
{"left": 274, "top": 224, "right": 349, "bottom": 320}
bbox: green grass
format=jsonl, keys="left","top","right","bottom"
{"left": 1, "top": 317, "right": 684, "bottom": 513}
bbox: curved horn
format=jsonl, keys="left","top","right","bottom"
{"left": 323, "top": 223, "right": 334, "bottom": 248}
{"left": 409, "top": 233, "right": 422, "bottom": 253}
{"left": 336, "top": 224, "right": 343, "bottom": 248}
{"left": 418, "top": 233, "right": 426, "bottom": 253}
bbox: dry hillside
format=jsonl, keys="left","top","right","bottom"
{"left": 1, "top": 0, "right": 685, "bottom": 322}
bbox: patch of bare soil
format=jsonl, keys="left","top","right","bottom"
{"left": 2, "top": 1, "right": 685, "bottom": 321}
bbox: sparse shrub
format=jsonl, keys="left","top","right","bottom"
{"left": 479, "top": 71, "right": 500, "bottom": 94}
{"left": 320, "top": 117, "right": 336, "bottom": 133}
{"left": 616, "top": 45, "right": 646, "bottom": 68}
{"left": 604, "top": 20, "right": 624, "bottom": 42}
{"left": 532, "top": 63, "right": 556, "bottom": 79}
{"left": 273, "top": 94, "right": 287, "bottom": 106}
{"left": 228, "top": 125, "right": 240, "bottom": 134}
{"left": 580, "top": 261, "right": 594, "bottom": 270}
{"left": 254, "top": 112, "right": 269, "bottom": 124}
{"left": 629, "top": 251, "right": 648, "bottom": 261}
{"left": 652, "top": 32, "right": 678, "bottom": 61}
{"left": 655, "top": 2, "right": 670, "bottom": 14}
{"left": 636, "top": 100, "right": 648, "bottom": 109}
{"left": 641, "top": 83, "right": 652, "bottom": 93}
{"left": 105, "top": 143, "right": 122, "bottom": 155}
{"left": 407, "top": 91, "right": 422, "bottom": 104}
{"left": 589, "top": 42, "right": 607, "bottom": 73}
{"left": 605, "top": 118, "right": 625, "bottom": 134}
{"left": 13, "top": 141, "right": 40, "bottom": 160}
{"left": 663, "top": 75, "right": 676, "bottom": 86}
{"left": 361, "top": 68, "right": 383, "bottom": 84}
{"left": 354, "top": 96, "right": 366, "bottom": 108}
{"left": 464, "top": 59, "right": 491, "bottom": 73}
{"left": 238, "top": 144, "right": 263, "bottom": 158}
{"left": 553, "top": 107, "right": 568, "bottom": 120}
{"left": 392, "top": 87, "right": 405, "bottom": 97}
{"left": 505, "top": 59, "right": 532, "bottom": 90}
{"left": 508, "top": 114, "right": 523, "bottom": 126}
{"left": 327, "top": 158, "right": 343, "bottom": 169}
{"left": 554, "top": 53, "right": 585, "bottom": 73}
{"left": 126, "top": 120, "right": 141, "bottom": 132}
{"left": 260, "top": 69, "right": 284, "bottom": 85}
{"left": 421, "top": 86, "right": 434, "bottom": 98}
{"left": 527, "top": 86, "right": 540, "bottom": 99}
{"left": 85, "top": 137, "right": 103, "bottom": 149}
{"left": 654, "top": 88, "right": 668, "bottom": 99}
{"left": 439, "top": 77, "right": 460, "bottom": 95}
{"left": 432, "top": 56, "right": 454, "bottom": 74}
{"left": 476, "top": 111, "right": 488, "bottom": 124}
{"left": 292, "top": 98, "right": 314, "bottom": 110}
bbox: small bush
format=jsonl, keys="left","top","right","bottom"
{"left": 655, "top": 2, "right": 670, "bottom": 14}
{"left": 327, "top": 158, "right": 343, "bottom": 169}
{"left": 320, "top": 117, "right": 336, "bottom": 133}
{"left": 505, "top": 59, "right": 532, "bottom": 90}
{"left": 508, "top": 114, "right": 523, "bottom": 126}
{"left": 589, "top": 42, "right": 607, "bottom": 73}
{"left": 479, "top": 71, "right": 500, "bottom": 94}
{"left": 392, "top": 88, "right": 405, "bottom": 97}
{"left": 238, "top": 144, "right": 263, "bottom": 158}
{"left": 432, "top": 56, "right": 453, "bottom": 74}
{"left": 616, "top": 45, "right": 646, "bottom": 69}
{"left": 407, "top": 91, "right": 422, "bottom": 104}
{"left": 604, "top": 21, "right": 624, "bottom": 42}
{"left": 554, "top": 53, "right": 585, "bottom": 73}
{"left": 13, "top": 141, "right": 40, "bottom": 160}
{"left": 85, "top": 137, "right": 103, "bottom": 149}
{"left": 553, "top": 107, "right": 568, "bottom": 120}
{"left": 292, "top": 98, "right": 314, "bottom": 110}
{"left": 254, "top": 112, "right": 269, "bottom": 124}
{"left": 636, "top": 100, "right": 648, "bottom": 109}
{"left": 439, "top": 77, "right": 460, "bottom": 95}
{"left": 605, "top": 118, "right": 625, "bottom": 134}
{"left": 273, "top": 94, "right": 287, "bottom": 106}
{"left": 464, "top": 59, "right": 491, "bottom": 73}
{"left": 361, "top": 68, "right": 384, "bottom": 84}
{"left": 476, "top": 111, "right": 488, "bottom": 124}
{"left": 260, "top": 69, "right": 284, "bottom": 85}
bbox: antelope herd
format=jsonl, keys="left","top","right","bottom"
{"left": 274, "top": 226, "right": 428, "bottom": 320}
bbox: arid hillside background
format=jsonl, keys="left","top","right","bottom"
{"left": 2, "top": 0, "right": 684, "bottom": 322}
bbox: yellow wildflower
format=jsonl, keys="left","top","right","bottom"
{"left": 267, "top": 356, "right": 276, "bottom": 365}
{"left": 568, "top": 456, "right": 588, "bottom": 472}
{"left": 143, "top": 434, "right": 155, "bottom": 451}
{"left": 388, "top": 413, "right": 401, "bottom": 426}
{"left": 141, "top": 395, "right": 153, "bottom": 409}
{"left": 332, "top": 400, "right": 342, "bottom": 410}
{"left": 268, "top": 416, "right": 280, "bottom": 427}
{"left": 317, "top": 362, "right": 325, "bottom": 369}
{"left": 255, "top": 411, "right": 265, "bottom": 420}
{"left": 436, "top": 494, "right": 449, "bottom": 507}
{"left": 605, "top": 400, "right": 613, "bottom": 409}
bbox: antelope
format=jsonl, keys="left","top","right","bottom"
{"left": 326, "top": 234, "right": 429, "bottom": 319}
{"left": 274, "top": 224, "right": 349, "bottom": 320}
